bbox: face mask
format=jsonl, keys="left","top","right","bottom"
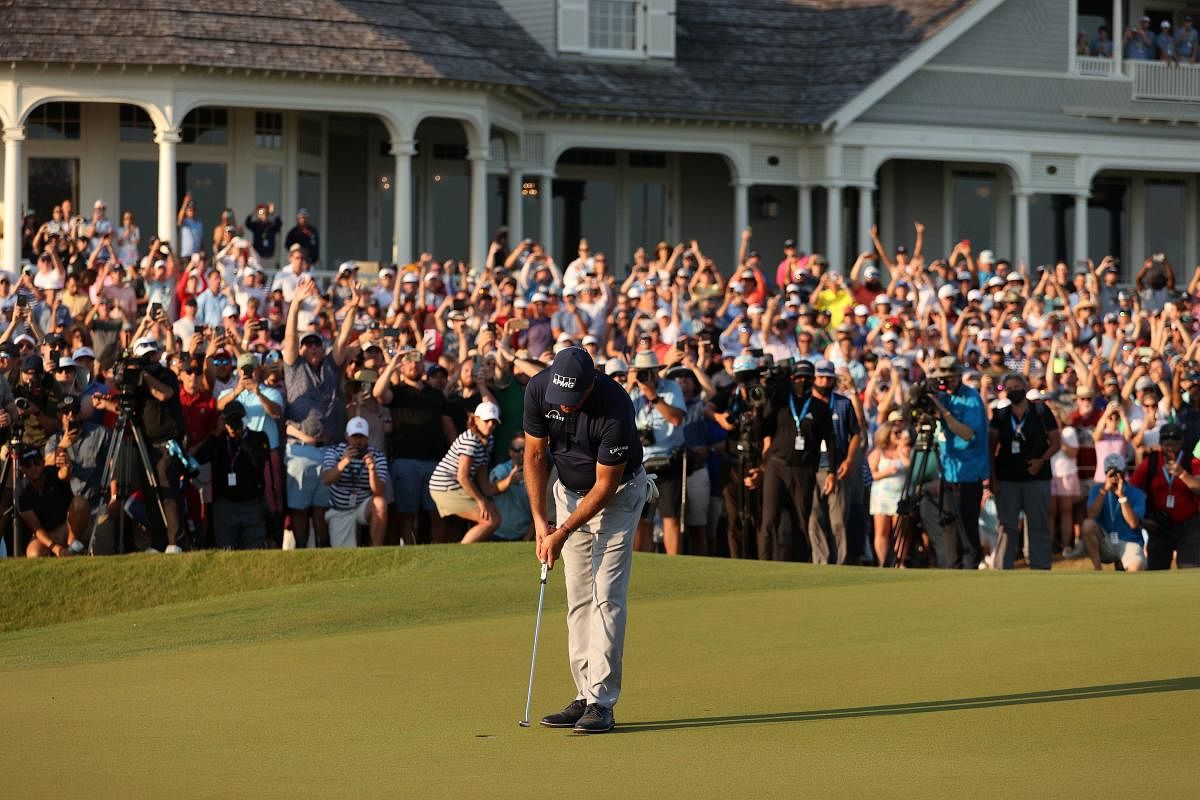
{"left": 1004, "top": 388, "right": 1024, "bottom": 402}
{"left": 792, "top": 378, "right": 813, "bottom": 395}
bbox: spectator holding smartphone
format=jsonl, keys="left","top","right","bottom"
{"left": 1082, "top": 453, "right": 1147, "bottom": 571}
{"left": 321, "top": 416, "right": 389, "bottom": 547}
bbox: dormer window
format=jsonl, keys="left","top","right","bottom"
{"left": 558, "top": 0, "right": 675, "bottom": 59}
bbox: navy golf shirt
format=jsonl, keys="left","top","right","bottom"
{"left": 523, "top": 369, "right": 642, "bottom": 493}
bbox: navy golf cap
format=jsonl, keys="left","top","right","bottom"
{"left": 544, "top": 347, "right": 596, "bottom": 406}
{"left": 793, "top": 360, "right": 815, "bottom": 378}
{"left": 814, "top": 360, "right": 836, "bottom": 377}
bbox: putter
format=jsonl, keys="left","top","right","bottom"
{"left": 518, "top": 562, "right": 550, "bottom": 727}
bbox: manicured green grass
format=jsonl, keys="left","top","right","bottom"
{"left": 1, "top": 547, "right": 1196, "bottom": 799}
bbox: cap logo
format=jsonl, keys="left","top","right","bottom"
{"left": 552, "top": 374, "right": 576, "bottom": 390}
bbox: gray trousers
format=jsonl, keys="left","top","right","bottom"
{"left": 809, "top": 468, "right": 848, "bottom": 564}
{"left": 553, "top": 469, "right": 648, "bottom": 709}
{"left": 212, "top": 497, "right": 267, "bottom": 550}
{"left": 993, "top": 480, "right": 1052, "bottom": 570}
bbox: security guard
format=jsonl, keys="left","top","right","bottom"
{"left": 523, "top": 347, "right": 649, "bottom": 734}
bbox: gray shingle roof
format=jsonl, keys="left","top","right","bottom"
{"left": 0, "top": 0, "right": 973, "bottom": 125}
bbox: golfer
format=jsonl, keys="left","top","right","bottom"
{"left": 524, "top": 347, "right": 648, "bottom": 734}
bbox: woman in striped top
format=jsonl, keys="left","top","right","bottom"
{"left": 429, "top": 401, "right": 502, "bottom": 542}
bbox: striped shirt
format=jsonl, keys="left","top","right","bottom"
{"left": 321, "top": 443, "right": 389, "bottom": 510}
{"left": 430, "top": 429, "right": 493, "bottom": 492}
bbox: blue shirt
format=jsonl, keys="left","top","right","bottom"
{"left": 937, "top": 384, "right": 990, "bottom": 482}
{"left": 218, "top": 385, "right": 284, "bottom": 448}
{"left": 631, "top": 378, "right": 684, "bottom": 461}
{"left": 490, "top": 460, "right": 531, "bottom": 541}
{"left": 179, "top": 217, "right": 204, "bottom": 258}
{"left": 819, "top": 392, "right": 858, "bottom": 471}
{"left": 195, "top": 289, "right": 229, "bottom": 328}
{"left": 1087, "top": 483, "right": 1147, "bottom": 545}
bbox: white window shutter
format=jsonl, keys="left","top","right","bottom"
{"left": 558, "top": 0, "right": 589, "bottom": 54}
{"left": 644, "top": 0, "right": 675, "bottom": 58}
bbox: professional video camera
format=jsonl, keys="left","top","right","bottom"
{"left": 111, "top": 356, "right": 145, "bottom": 414}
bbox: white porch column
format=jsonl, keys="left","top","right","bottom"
{"left": 1186, "top": 176, "right": 1198, "bottom": 269}
{"left": 155, "top": 127, "right": 180, "bottom": 244}
{"left": 856, "top": 184, "right": 874, "bottom": 255}
{"left": 2, "top": 125, "right": 25, "bottom": 274}
{"left": 733, "top": 180, "right": 749, "bottom": 264}
{"left": 468, "top": 147, "right": 489, "bottom": 273}
{"left": 1130, "top": 177, "right": 1146, "bottom": 281}
{"left": 798, "top": 184, "right": 813, "bottom": 253}
{"left": 1112, "top": 0, "right": 1124, "bottom": 75}
{"left": 825, "top": 185, "right": 844, "bottom": 270}
{"left": 1013, "top": 189, "right": 1030, "bottom": 272}
{"left": 507, "top": 167, "right": 523, "bottom": 241}
{"left": 390, "top": 138, "right": 416, "bottom": 266}
{"left": 1072, "top": 190, "right": 1090, "bottom": 265}
{"left": 539, "top": 173, "right": 554, "bottom": 252}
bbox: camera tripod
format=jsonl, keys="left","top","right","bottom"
{"left": 889, "top": 414, "right": 953, "bottom": 567}
{"left": 86, "top": 410, "right": 170, "bottom": 555}
{"left": 0, "top": 436, "right": 22, "bottom": 558}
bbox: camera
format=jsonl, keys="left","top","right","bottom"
{"left": 636, "top": 368, "right": 656, "bottom": 385}
{"left": 637, "top": 426, "right": 656, "bottom": 447}
{"left": 112, "top": 357, "right": 144, "bottom": 410}
{"left": 14, "top": 397, "right": 32, "bottom": 414}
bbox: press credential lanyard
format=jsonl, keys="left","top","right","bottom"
{"left": 1010, "top": 411, "right": 1027, "bottom": 455}
{"left": 789, "top": 393, "right": 812, "bottom": 451}
{"left": 1162, "top": 450, "right": 1185, "bottom": 509}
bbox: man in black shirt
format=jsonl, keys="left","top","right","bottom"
{"left": 19, "top": 445, "right": 89, "bottom": 557}
{"left": 373, "top": 348, "right": 454, "bottom": 545}
{"left": 989, "top": 373, "right": 1061, "bottom": 570}
{"left": 524, "top": 347, "right": 647, "bottom": 734}
{"left": 194, "top": 401, "right": 271, "bottom": 549}
{"left": 759, "top": 360, "right": 838, "bottom": 562}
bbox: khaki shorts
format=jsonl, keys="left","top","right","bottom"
{"left": 324, "top": 498, "right": 373, "bottom": 548}
{"left": 431, "top": 486, "right": 478, "bottom": 518}
{"left": 1099, "top": 533, "right": 1147, "bottom": 570}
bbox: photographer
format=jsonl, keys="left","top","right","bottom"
{"left": 928, "top": 356, "right": 990, "bottom": 568}
{"left": 18, "top": 445, "right": 89, "bottom": 558}
{"left": 708, "top": 354, "right": 766, "bottom": 558}
{"left": 193, "top": 401, "right": 271, "bottom": 549}
{"left": 627, "top": 351, "right": 685, "bottom": 554}
{"left": 1082, "top": 454, "right": 1147, "bottom": 571}
{"left": 808, "top": 361, "right": 862, "bottom": 564}
{"left": 12, "top": 355, "right": 61, "bottom": 448}
{"left": 1129, "top": 423, "right": 1200, "bottom": 569}
{"left": 760, "top": 360, "right": 838, "bottom": 562}
{"left": 245, "top": 203, "right": 282, "bottom": 263}
{"left": 43, "top": 394, "right": 110, "bottom": 508}
{"left": 91, "top": 338, "right": 187, "bottom": 553}
{"left": 321, "top": 416, "right": 389, "bottom": 548}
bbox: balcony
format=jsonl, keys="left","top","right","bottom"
{"left": 1073, "top": 56, "right": 1200, "bottom": 103}
{"left": 1130, "top": 60, "right": 1200, "bottom": 102}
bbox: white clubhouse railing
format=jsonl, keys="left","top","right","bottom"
{"left": 1131, "top": 60, "right": 1200, "bottom": 101}
{"left": 1076, "top": 55, "right": 1116, "bottom": 77}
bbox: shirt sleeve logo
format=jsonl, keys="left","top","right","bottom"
{"left": 609, "top": 445, "right": 629, "bottom": 456}
{"left": 552, "top": 374, "right": 577, "bottom": 389}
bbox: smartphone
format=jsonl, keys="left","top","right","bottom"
{"left": 149, "top": 302, "right": 163, "bottom": 319}
{"left": 511, "top": 318, "right": 530, "bottom": 331}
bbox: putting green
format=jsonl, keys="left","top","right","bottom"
{"left": 1, "top": 547, "right": 1196, "bottom": 799}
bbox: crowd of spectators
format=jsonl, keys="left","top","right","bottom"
{"left": 3, "top": 193, "right": 1198, "bottom": 572}
{"left": 1077, "top": 15, "right": 1200, "bottom": 63}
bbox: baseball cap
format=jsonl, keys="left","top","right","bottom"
{"left": 874, "top": 294, "right": 891, "bottom": 306}
{"left": 530, "top": 292, "right": 549, "bottom": 304}
{"left": 853, "top": 304, "right": 869, "bottom": 316}
{"left": 967, "top": 289, "right": 983, "bottom": 302}
{"left": 337, "top": 260, "right": 358, "bottom": 275}
{"left": 1103, "top": 453, "right": 1127, "bottom": 473}
{"left": 224, "top": 400, "right": 248, "bottom": 421}
{"left": 513, "top": 297, "right": 529, "bottom": 309}
{"left": 1161, "top": 423, "right": 1184, "bottom": 441}
{"left": 814, "top": 360, "right": 836, "bottom": 377}
{"left": 783, "top": 238, "right": 797, "bottom": 249}
{"left": 605, "top": 357, "right": 629, "bottom": 376}
{"left": 957, "top": 271, "right": 972, "bottom": 282}
{"left": 379, "top": 267, "right": 395, "bottom": 278}
{"left": 937, "top": 285, "right": 956, "bottom": 300}
{"left": 978, "top": 250, "right": 995, "bottom": 264}
{"left": 299, "top": 332, "right": 324, "bottom": 346}
{"left": 793, "top": 359, "right": 815, "bottom": 377}
{"left": 1006, "top": 273, "right": 1024, "bottom": 283}
{"left": 474, "top": 401, "right": 501, "bottom": 422}
{"left": 581, "top": 334, "right": 599, "bottom": 346}
{"left": 863, "top": 266, "right": 881, "bottom": 280}
{"left": 401, "top": 272, "right": 419, "bottom": 284}
{"left": 132, "top": 337, "right": 159, "bottom": 357}
{"left": 18, "top": 445, "right": 42, "bottom": 465}
{"left": 1135, "top": 376, "right": 1154, "bottom": 392}
{"left": 544, "top": 347, "right": 596, "bottom": 406}
{"left": 881, "top": 331, "right": 899, "bottom": 342}
{"left": 56, "top": 356, "right": 75, "bottom": 370}
{"left": 732, "top": 354, "right": 758, "bottom": 373}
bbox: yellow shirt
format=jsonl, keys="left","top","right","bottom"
{"left": 813, "top": 288, "right": 853, "bottom": 328}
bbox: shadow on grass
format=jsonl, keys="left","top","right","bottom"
{"left": 616, "top": 677, "right": 1200, "bottom": 733}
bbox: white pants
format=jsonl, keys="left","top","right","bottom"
{"left": 553, "top": 469, "right": 648, "bottom": 709}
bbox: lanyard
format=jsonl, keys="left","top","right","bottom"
{"left": 1162, "top": 450, "right": 1185, "bottom": 489}
{"left": 1010, "top": 411, "right": 1027, "bottom": 440}
{"left": 226, "top": 434, "right": 242, "bottom": 468}
{"left": 788, "top": 393, "right": 812, "bottom": 431}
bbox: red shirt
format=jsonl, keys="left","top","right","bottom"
{"left": 179, "top": 389, "right": 217, "bottom": 448}
{"left": 1131, "top": 452, "right": 1200, "bottom": 525}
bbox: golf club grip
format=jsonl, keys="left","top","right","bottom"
{"left": 539, "top": 562, "right": 548, "bottom": 583}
